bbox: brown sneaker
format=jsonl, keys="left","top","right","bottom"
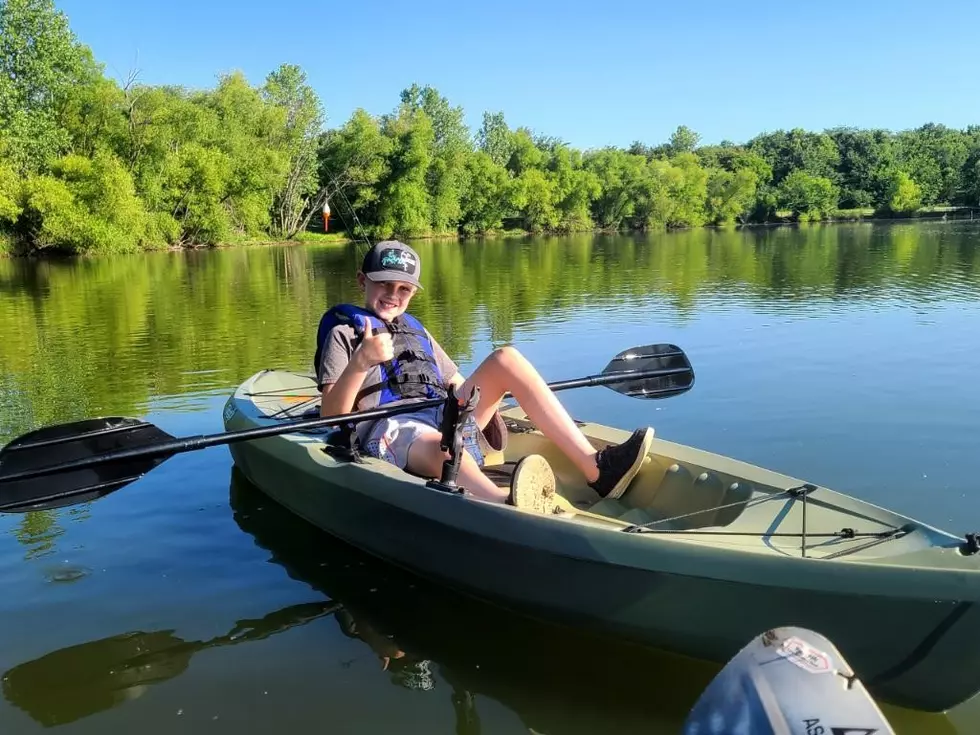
{"left": 508, "top": 454, "right": 557, "bottom": 513}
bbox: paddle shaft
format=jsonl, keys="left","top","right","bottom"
{"left": 1, "top": 364, "right": 690, "bottom": 484}
{"left": 543, "top": 364, "right": 689, "bottom": 392}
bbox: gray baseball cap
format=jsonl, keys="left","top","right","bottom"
{"left": 361, "top": 240, "right": 423, "bottom": 290}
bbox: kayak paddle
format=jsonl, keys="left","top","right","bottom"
{"left": 0, "top": 343, "right": 694, "bottom": 513}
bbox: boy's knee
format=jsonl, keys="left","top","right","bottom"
{"left": 491, "top": 345, "right": 524, "bottom": 369}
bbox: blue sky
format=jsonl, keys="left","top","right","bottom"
{"left": 58, "top": 0, "right": 979, "bottom": 150}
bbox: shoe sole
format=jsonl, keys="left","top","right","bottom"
{"left": 604, "top": 428, "right": 654, "bottom": 500}
{"left": 510, "top": 454, "right": 557, "bottom": 513}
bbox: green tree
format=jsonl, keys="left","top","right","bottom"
{"left": 778, "top": 171, "right": 839, "bottom": 220}
{"left": 119, "top": 85, "right": 212, "bottom": 243}
{"left": 375, "top": 105, "right": 434, "bottom": 238}
{"left": 477, "top": 111, "right": 513, "bottom": 167}
{"left": 513, "top": 168, "right": 558, "bottom": 232}
{"left": 209, "top": 71, "right": 286, "bottom": 237}
{"left": 550, "top": 145, "right": 600, "bottom": 231}
{"left": 637, "top": 160, "right": 688, "bottom": 228}
{"left": 965, "top": 158, "right": 980, "bottom": 207}
{"left": 401, "top": 84, "right": 469, "bottom": 154}
{"left": 826, "top": 127, "right": 896, "bottom": 208}
{"left": 318, "top": 108, "right": 392, "bottom": 233}
{"left": 749, "top": 128, "right": 840, "bottom": 185}
{"left": 20, "top": 151, "right": 161, "bottom": 253}
{"left": 895, "top": 123, "right": 970, "bottom": 205}
{"left": 459, "top": 152, "right": 513, "bottom": 235}
{"left": 0, "top": 156, "right": 22, "bottom": 225}
{"left": 666, "top": 153, "right": 708, "bottom": 226}
{"left": 584, "top": 148, "right": 649, "bottom": 229}
{"left": 668, "top": 125, "right": 700, "bottom": 155}
{"left": 400, "top": 85, "right": 472, "bottom": 234}
{"left": 0, "top": 0, "right": 100, "bottom": 173}
{"left": 57, "top": 75, "right": 128, "bottom": 159}
{"left": 706, "top": 167, "right": 759, "bottom": 224}
{"left": 627, "top": 141, "right": 656, "bottom": 160}
{"left": 263, "top": 64, "right": 326, "bottom": 238}
{"left": 697, "top": 145, "right": 771, "bottom": 182}
{"left": 505, "top": 128, "right": 547, "bottom": 176}
{"left": 885, "top": 170, "right": 922, "bottom": 214}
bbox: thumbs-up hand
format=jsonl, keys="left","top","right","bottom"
{"left": 353, "top": 319, "right": 394, "bottom": 370}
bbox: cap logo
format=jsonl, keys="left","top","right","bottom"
{"left": 379, "top": 248, "right": 417, "bottom": 274}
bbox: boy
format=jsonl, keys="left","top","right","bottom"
{"left": 316, "top": 240, "right": 653, "bottom": 511}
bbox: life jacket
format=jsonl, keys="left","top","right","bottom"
{"left": 314, "top": 303, "right": 448, "bottom": 407}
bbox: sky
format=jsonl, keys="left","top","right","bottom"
{"left": 56, "top": 0, "right": 979, "bottom": 150}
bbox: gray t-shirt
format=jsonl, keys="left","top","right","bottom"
{"left": 317, "top": 323, "right": 459, "bottom": 413}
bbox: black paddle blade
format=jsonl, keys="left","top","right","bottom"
{"left": 601, "top": 344, "right": 695, "bottom": 398}
{"left": 0, "top": 418, "right": 176, "bottom": 513}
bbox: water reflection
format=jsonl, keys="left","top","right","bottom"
{"left": 1, "top": 599, "right": 338, "bottom": 727}
{"left": 2, "top": 224, "right": 978, "bottom": 444}
{"left": 11, "top": 510, "right": 63, "bottom": 561}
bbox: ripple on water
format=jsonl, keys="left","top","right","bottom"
{"left": 44, "top": 564, "right": 92, "bottom": 583}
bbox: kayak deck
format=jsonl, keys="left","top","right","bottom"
{"left": 238, "top": 370, "right": 962, "bottom": 565}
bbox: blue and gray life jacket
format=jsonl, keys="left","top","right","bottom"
{"left": 314, "top": 303, "right": 448, "bottom": 406}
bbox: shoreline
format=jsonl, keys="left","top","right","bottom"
{"left": 2, "top": 208, "right": 978, "bottom": 260}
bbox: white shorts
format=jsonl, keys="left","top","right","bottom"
{"left": 362, "top": 405, "right": 486, "bottom": 470}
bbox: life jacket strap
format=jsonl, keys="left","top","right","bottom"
{"left": 355, "top": 372, "right": 448, "bottom": 404}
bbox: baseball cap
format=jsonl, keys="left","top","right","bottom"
{"left": 360, "top": 240, "right": 423, "bottom": 290}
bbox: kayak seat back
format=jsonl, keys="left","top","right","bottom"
{"left": 621, "top": 458, "right": 752, "bottom": 530}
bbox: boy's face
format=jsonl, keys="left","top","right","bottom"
{"left": 358, "top": 272, "right": 417, "bottom": 322}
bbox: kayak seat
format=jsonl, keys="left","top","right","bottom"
{"left": 621, "top": 460, "right": 747, "bottom": 530}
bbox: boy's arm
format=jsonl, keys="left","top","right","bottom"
{"left": 320, "top": 360, "right": 371, "bottom": 417}
{"left": 319, "top": 327, "right": 393, "bottom": 417}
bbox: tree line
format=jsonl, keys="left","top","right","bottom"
{"left": 2, "top": 0, "right": 980, "bottom": 256}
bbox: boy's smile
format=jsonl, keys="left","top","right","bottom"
{"left": 359, "top": 273, "right": 417, "bottom": 321}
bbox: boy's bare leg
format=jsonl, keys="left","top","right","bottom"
{"left": 405, "top": 433, "right": 510, "bottom": 503}
{"left": 458, "top": 346, "right": 601, "bottom": 484}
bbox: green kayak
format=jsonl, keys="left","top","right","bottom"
{"left": 223, "top": 368, "right": 980, "bottom": 714}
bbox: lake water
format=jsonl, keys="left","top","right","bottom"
{"left": 1, "top": 223, "right": 979, "bottom": 733}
